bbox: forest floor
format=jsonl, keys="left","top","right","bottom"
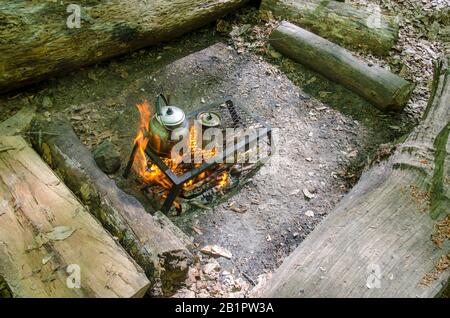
{"left": 0, "top": 1, "right": 447, "bottom": 298}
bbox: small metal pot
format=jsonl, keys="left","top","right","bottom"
{"left": 196, "top": 111, "right": 222, "bottom": 150}
{"left": 196, "top": 111, "right": 222, "bottom": 129}
{"left": 148, "top": 94, "right": 189, "bottom": 157}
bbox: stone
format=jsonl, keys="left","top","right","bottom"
{"left": 203, "top": 259, "right": 221, "bottom": 279}
{"left": 92, "top": 140, "right": 121, "bottom": 174}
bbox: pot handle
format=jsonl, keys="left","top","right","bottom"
{"left": 156, "top": 93, "right": 170, "bottom": 117}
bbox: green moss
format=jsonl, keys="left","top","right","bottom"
{"left": 430, "top": 122, "right": 450, "bottom": 219}
{"left": 79, "top": 183, "right": 91, "bottom": 202}
{"left": 41, "top": 143, "right": 53, "bottom": 167}
{"left": 0, "top": 278, "right": 12, "bottom": 298}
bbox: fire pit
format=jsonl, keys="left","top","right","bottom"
{"left": 124, "top": 97, "right": 273, "bottom": 215}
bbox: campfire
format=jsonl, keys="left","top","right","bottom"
{"left": 124, "top": 97, "right": 273, "bottom": 215}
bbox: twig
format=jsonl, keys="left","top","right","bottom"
{"left": 241, "top": 271, "right": 257, "bottom": 286}
{"left": 188, "top": 200, "right": 211, "bottom": 210}
{"left": 24, "top": 131, "right": 59, "bottom": 136}
{"left": 0, "top": 146, "right": 16, "bottom": 153}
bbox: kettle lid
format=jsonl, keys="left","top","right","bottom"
{"left": 197, "top": 111, "right": 221, "bottom": 128}
{"left": 158, "top": 106, "right": 185, "bottom": 127}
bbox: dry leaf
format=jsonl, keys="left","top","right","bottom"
{"left": 303, "top": 188, "right": 315, "bottom": 200}
{"left": 46, "top": 226, "right": 76, "bottom": 241}
{"left": 201, "top": 245, "right": 232, "bottom": 259}
{"left": 191, "top": 226, "right": 203, "bottom": 235}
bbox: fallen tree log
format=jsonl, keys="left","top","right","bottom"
{"left": 261, "top": 0, "right": 399, "bottom": 56}
{"left": 0, "top": 0, "right": 248, "bottom": 92}
{"left": 257, "top": 57, "right": 450, "bottom": 297}
{"left": 0, "top": 105, "right": 36, "bottom": 136}
{"left": 31, "top": 115, "right": 193, "bottom": 296}
{"left": 270, "top": 21, "right": 414, "bottom": 111}
{"left": 0, "top": 136, "right": 150, "bottom": 298}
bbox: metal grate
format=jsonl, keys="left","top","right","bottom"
{"left": 214, "top": 100, "right": 266, "bottom": 130}
{"left": 124, "top": 98, "right": 272, "bottom": 214}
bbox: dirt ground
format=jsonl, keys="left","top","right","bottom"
{"left": 53, "top": 41, "right": 399, "bottom": 297}
{"left": 0, "top": 2, "right": 446, "bottom": 297}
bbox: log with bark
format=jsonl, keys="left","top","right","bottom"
{"left": 257, "top": 57, "right": 450, "bottom": 298}
{"left": 269, "top": 21, "right": 414, "bottom": 111}
{"left": 30, "top": 115, "right": 193, "bottom": 296}
{"left": 0, "top": 105, "right": 36, "bottom": 136}
{"left": 0, "top": 136, "right": 150, "bottom": 298}
{"left": 0, "top": 0, "right": 248, "bottom": 92}
{"left": 261, "top": 0, "right": 399, "bottom": 56}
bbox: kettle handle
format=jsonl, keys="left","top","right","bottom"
{"left": 156, "top": 93, "right": 170, "bottom": 117}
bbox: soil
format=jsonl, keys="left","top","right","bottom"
{"left": 0, "top": 2, "right": 446, "bottom": 298}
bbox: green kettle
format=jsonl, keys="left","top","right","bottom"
{"left": 148, "top": 94, "right": 190, "bottom": 158}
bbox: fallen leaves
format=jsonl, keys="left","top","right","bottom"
{"left": 420, "top": 253, "right": 450, "bottom": 287}
{"left": 349, "top": 0, "right": 447, "bottom": 119}
{"left": 431, "top": 215, "right": 450, "bottom": 248}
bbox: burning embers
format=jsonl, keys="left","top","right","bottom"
{"left": 125, "top": 96, "right": 273, "bottom": 215}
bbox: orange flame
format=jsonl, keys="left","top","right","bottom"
{"left": 217, "top": 171, "right": 229, "bottom": 189}
{"left": 132, "top": 102, "right": 230, "bottom": 204}
{"left": 133, "top": 101, "right": 151, "bottom": 180}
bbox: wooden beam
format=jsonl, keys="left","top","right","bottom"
{"left": 0, "top": 136, "right": 150, "bottom": 298}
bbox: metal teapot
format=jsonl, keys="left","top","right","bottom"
{"left": 148, "top": 94, "right": 190, "bottom": 157}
